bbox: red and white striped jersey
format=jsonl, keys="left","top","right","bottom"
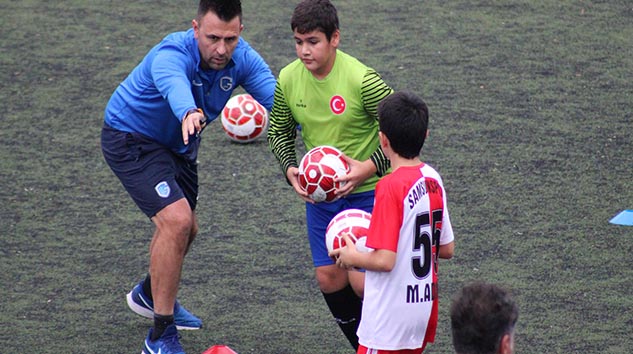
{"left": 358, "top": 163, "right": 454, "bottom": 350}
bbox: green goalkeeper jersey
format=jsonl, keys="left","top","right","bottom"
{"left": 268, "top": 50, "right": 393, "bottom": 193}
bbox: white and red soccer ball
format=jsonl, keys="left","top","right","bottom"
{"left": 298, "top": 145, "right": 350, "bottom": 203}
{"left": 220, "top": 94, "right": 268, "bottom": 143}
{"left": 325, "top": 208, "right": 373, "bottom": 254}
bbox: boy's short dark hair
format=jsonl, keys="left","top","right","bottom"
{"left": 377, "top": 91, "right": 429, "bottom": 159}
{"left": 198, "top": 0, "right": 242, "bottom": 22}
{"left": 450, "top": 282, "right": 519, "bottom": 354}
{"left": 291, "top": 0, "right": 339, "bottom": 41}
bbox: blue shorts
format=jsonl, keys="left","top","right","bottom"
{"left": 101, "top": 124, "right": 199, "bottom": 218}
{"left": 306, "top": 190, "right": 375, "bottom": 267}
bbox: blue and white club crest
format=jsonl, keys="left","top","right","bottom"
{"left": 154, "top": 181, "right": 171, "bottom": 198}
{"left": 220, "top": 76, "right": 233, "bottom": 91}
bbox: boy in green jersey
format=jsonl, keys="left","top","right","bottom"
{"left": 267, "top": 0, "right": 393, "bottom": 349}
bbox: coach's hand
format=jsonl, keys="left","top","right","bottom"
{"left": 182, "top": 108, "right": 206, "bottom": 145}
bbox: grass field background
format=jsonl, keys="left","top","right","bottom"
{"left": 1, "top": 0, "right": 632, "bottom": 353}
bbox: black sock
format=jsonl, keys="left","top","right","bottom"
{"left": 142, "top": 274, "right": 153, "bottom": 302}
{"left": 322, "top": 284, "right": 362, "bottom": 350}
{"left": 151, "top": 314, "right": 175, "bottom": 341}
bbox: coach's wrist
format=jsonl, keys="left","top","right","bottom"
{"left": 184, "top": 108, "right": 203, "bottom": 122}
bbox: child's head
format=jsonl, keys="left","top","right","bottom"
{"left": 291, "top": 0, "right": 339, "bottom": 41}
{"left": 377, "top": 91, "right": 429, "bottom": 159}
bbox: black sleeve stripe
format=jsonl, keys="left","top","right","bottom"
{"left": 267, "top": 83, "right": 299, "bottom": 175}
{"left": 361, "top": 70, "right": 393, "bottom": 113}
{"left": 361, "top": 69, "right": 393, "bottom": 177}
{"left": 370, "top": 147, "right": 390, "bottom": 177}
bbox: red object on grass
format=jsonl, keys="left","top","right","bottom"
{"left": 201, "top": 345, "right": 238, "bottom": 354}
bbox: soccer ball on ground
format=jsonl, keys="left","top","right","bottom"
{"left": 220, "top": 93, "right": 268, "bottom": 143}
{"left": 325, "top": 208, "right": 374, "bottom": 254}
{"left": 298, "top": 145, "right": 350, "bottom": 203}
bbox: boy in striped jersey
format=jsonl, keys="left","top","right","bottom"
{"left": 330, "top": 91, "right": 455, "bottom": 354}
{"left": 267, "top": 0, "right": 393, "bottom": 350}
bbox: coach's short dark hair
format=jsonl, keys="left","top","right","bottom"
{"left": 291, "top": 0, "right": 339, "bottom": 41}
{"left": 377, "top": 91, "right": 429, "bottom": 159}
{"left": 450, "top": 281, "right": 519, "bottom": 354}
{"left": 198, "top": 0, "right": 242, "bottom": 22}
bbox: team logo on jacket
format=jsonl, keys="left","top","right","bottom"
{"left": 330, "top": 95, "right": 346, "bottom": 115}
{"left": 220, "top": 76, "right": 233, "bottom": 91}
{"left": 155, "top": 181, "right": 171, "bottom": 198}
